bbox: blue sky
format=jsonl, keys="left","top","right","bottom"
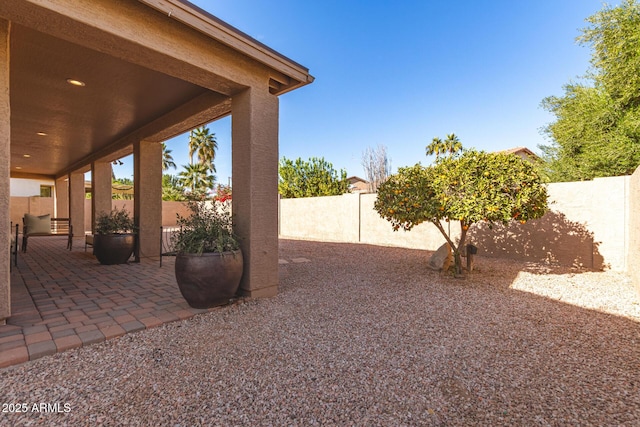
{"left": 113, "top": 0, "right": 617, "bottom": 183}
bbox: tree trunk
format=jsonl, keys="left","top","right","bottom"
{"left": 453, "top": 251, "right": 463, "bottom": 276}
{"left": 431, "top": 219, "right": 469, "bottom": 276}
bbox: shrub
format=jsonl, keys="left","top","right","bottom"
{"left": 95, "top": 207, "right": 136, "bottom": 235}
{"left": 172, "top": 201, "right": 240, "bottom": 255}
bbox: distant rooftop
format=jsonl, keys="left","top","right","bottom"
{"left": 499, "top": 147, "right": 539, "bottom": 161}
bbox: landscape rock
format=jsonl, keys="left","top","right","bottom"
{"left": 428, "top": 242, "right": 452, "bottom": 271}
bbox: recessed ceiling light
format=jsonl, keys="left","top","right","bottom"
{"left": 23, "top": 154, "right": 30, "bottom": 158}
{"left": 66, "top": 78, "right": 85, "bottom": 87}
{"left": 36, "top": 132, "right": 47, "bottom": 136}
{"left": 15, "top": 166, "right": 22, "bottom": 170}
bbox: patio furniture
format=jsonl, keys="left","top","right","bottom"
{"left": 10, "top": 222, "right": 18, "bottom": 270}
{"left": 160, "top": 226, "right": 180, "bottom": 267}
{"left": 22, "top": 214, "right": 73, "bottom": 252}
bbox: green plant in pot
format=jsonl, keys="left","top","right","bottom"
{"left": 94, "top": 207, "right": 137, "bottom": 265}
{"left": 172, "top": 200, "right": 243, "bottom": 308}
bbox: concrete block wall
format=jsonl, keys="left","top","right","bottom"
{"left": 469, "top": 176, "right": 629, "bottom": 270}
{"left": 558, "top": 176, "right": 629, "bottom": 270}
{"left": 10, "top": 196, "right": 55, "bottom": 227}
{"left": 278, "top": 175, "right": 631, "bottom": 272}
{"left": 278, "top": 194, "right": 361, "bottom": 243}
{"left": 103, "top": 200, "right": 192, "bottom": 231}
{"left": 628, "top": 168, "right": 640, "bottom": 294}
{"left": 359, "top": 193, "right": 457, "bottom": 251}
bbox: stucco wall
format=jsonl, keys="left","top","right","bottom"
{"left": 359, "top": 193, "right": 457, "bottom": 251}
{"left": 279, "top": 176, "right": 630, "bottom": 271}
{"left": 11, "top": 197, "right": 191, "bottom": 235}
{"left": 279, "top": 194, "right": 361, "bottom": 243}
{"left": 469, "top": 176, "right": 629, "bottom": 270}
{"left": 9, "top": 196, "right": 55, "bottom": 227}
{"left": 628, "top": 168, "right": 640, "bottom": 294}
{"left": 106, "top": 200, "right": 191, "bottom": 230}
{"left": 10, "top": 178, "right": 54, "bottom": 197}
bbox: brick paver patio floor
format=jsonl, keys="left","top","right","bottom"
{"left": 0, "top": 236, "right": 216, "bottom": 369}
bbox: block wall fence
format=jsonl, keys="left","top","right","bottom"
{"left": 628, "top": 167, "right": 640, "bottom": 294}
{"left": 280, "top": 171, "right": 640, "bottom": 295}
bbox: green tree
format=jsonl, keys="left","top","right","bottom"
{"left": 188, "top": 126, "right": 218, "bottom": 172}
{"left": 162, "top": 174, "right": 185, "bottom": 201}
{"left": 278, "top": 156, "right": 349, "bottom": 198}
{"left": 178, "top": 163, "right": 215, "bottom": 196}
{"left": 111, "top": 176, "right": 133, "bottom": 200}
{"left": 375, "top": 148, "right": 548, "bottom": 275}
{"left": 541, "top": 0, "right": 640, "bottom": 181}
{"left": 112, "top": 177, "right": 133, "bottom": 185}
{"left": 162, "top": 143, "right": 176, "bottom": 171}
{"left": 581, "top": 0, "right": 640, "bottom": 110}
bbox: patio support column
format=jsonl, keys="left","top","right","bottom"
{"left": 55, "top": 176, "right": 69, "bottom": 218}
{"left": 69, "top": 171, "right": 85, "bottom": 246}
{"left": 133, "top": 140, "right": 161, "bottom": 262}
{"left": 91, "top": 160, "right": 112, "bottom": 233}
{"left": 232, "top": 87, "right": 279, "bottom": 298}
{"left": 0, "top": 19, "right": 10, "bottom": 323}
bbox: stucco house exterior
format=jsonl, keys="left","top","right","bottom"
{"left": 0, "top": 0, "right": 313, "bottom": 322}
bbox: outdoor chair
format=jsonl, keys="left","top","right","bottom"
{"left": 10, "top": 222, "right": 18, "bottom": 270}
{"left": 22, "top": 214, "right": 73, "bottom": 252}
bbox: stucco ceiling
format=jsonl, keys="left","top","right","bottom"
{"left": 10, "top": 24, "right": 210, "bottom": 177}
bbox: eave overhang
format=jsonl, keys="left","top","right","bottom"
{"left": 139, "top": 0, "right": 315, "bottom": 95}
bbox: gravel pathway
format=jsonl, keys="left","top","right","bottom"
{"left": 1, "top": 239, "right": 639, "bottom": 426}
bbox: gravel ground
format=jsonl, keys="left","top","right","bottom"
{"left": 1, "top": 239, "right": 640, "bottom": 426}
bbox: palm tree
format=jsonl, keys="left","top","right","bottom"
{"left": 443, "top": 133, "right": 463, "bottom": 156}
{"left": 162, "top": 173, "right": 185, "bottom": 201}
{"left": 178, "top": 163, "right": 215, "bottom": 195}
{"left": 188, "top": 126, "right": 218, "bottom": 172}
{"left": 162, "top": 143, "right": 176, "bottom": 171}
{"left": 426, "top": 134, "right": 463, "bottom": 159}
{"left": 426, "top": 137, "right": 444, "bottom": 159}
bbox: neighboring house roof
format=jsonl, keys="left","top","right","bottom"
{"left": 347, "top": 176, "right": 368, "bottom": 184}
{"left": 500, "top": 147, "right": 540, "bottom": 161}
{"left": 347, "top": 176, "right": 370, "bottom": 193}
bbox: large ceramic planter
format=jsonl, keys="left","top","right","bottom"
{"left": 175, "top": 250, "right": 243, "bottom": 308}
{"left": 93, "top": 234, "right": 136, "bottom": 265}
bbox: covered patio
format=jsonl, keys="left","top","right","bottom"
{"left": 0, "top": 0, "right": 313, "bottom": 323}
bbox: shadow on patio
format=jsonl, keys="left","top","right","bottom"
{"left": 1, "top": 236, "right": 215, "bottom": 368}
